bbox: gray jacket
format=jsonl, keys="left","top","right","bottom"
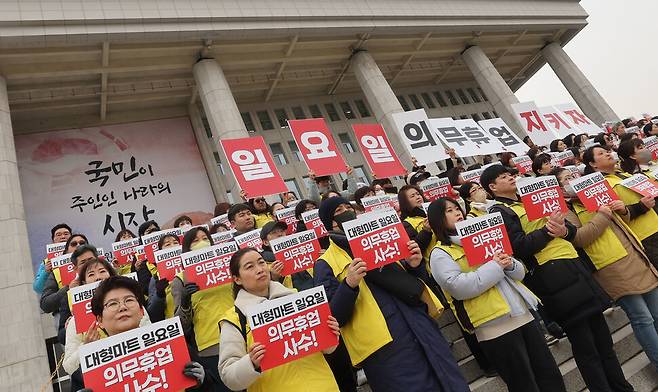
{"left": 40, "top": 272, "right": 68, "bottom": 314}
{"left": 307, "top": 174, "right": 359, "bottom": 203}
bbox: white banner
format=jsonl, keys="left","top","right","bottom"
{"left": 391, "top": 109, "right": 449, "bottom": 165}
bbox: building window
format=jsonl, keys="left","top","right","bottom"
{"left": 482, "top": 112, "right": 492, "bottom": 120}
{"left": 285, "top": 178, "right": 302, "bottom": 198}
{"left": 467, "top": 88, "right": 481, "bottom": 103}
{"left": 471, "top": 113, "right": 482, "bottom": 122}
{"left": 444, "top": 90, "right": 460, "bottom": 105}
{"left": 274, "top": 108, "right": 289, "bottom": 128}
{"left": 493, "top": 110, "right": 499, "bottom": 117}
{"left": 257, "top": 110, "right": 274, "bottom": 130}
{"left": 309, "top": 104, "right": 323, "bottom": 118}
{"left": 339, "top": 101, "right": 356, "bottom": 120}
{"left": 456, "top": 89, "right": 470, "bottom": 104}
{"left": 338, "top": 133, "right": 356, "bottom": 154}
{"left": 288, "top": 141, "right": 303, "bottom": 162}
{"left": 421, "top": 93, "right": 436, "bottom": 109}
{"left": 213, "top": 152, "right": 225, "bottom": 175}
{"left": 408, "top": 94, "right": 424, "bottom": 110}
{"left": 292, "top": 106, "right": 307, "bottom": 119}
{"left": 478, "top": 87, "right": 488, "bottom": 101}
{"left": 324, "top": 103, "right": 341, "bottom": 121}
{"left": 269, "top": 143, "right": 287, "bottom": 165}
{"left": 397, "top": 96, "right": 411, "bottom": 111}
{"left": 433, "top": 91, "right": 448, "bottom": 107}
{"left": 354, "top": 99, "right": 371, "bottom": 117}
{"left": 241, "top": 112, "right": 256, "bottom": 132}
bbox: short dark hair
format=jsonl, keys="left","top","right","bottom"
{"left": 427, "top": 198, "right": 464, "bottom": 245}
{"left": 71, "top": 244, "right": 98, "bottom": 266}
{"left": 549, "top": 139, "right": 562, "bottom": 152}
{"left": 214, "top": 202, "right": 231, "bottom": 217}
{"left": 157, "top": 233, "right": 180, "bottom": 250}
{"left": 91, "top": 276, "right": 145, "bottom": 317}
{"left": 173, "top": 215, "right": 192, "bottom": 228}
{"left": 78, "top": 257, "right": 117, "bottom": 285}
{"left": 138, "top": 220, "right": 160, "bottom": 238}
{"left": 64, "top": 234, "right": 89, "bottom": 254}
{"left": 182, "top": 226, "right": 214, "bottom": 252}
{"left": 228, "top": 203, "right": 251, "bottom": 223}
{"left": 315, "top": 175, "right": 332, "bottom": 184}
{"left": 582, "top": 145, "right": 608, "bottom": 175}
{"left": 294, "top": 199, "right": 317, "bottom": 219}
{"left": 480, "top": 164, "right": 512, "bottom": 196}
{"left": 114, "top": 229, "right": 135, "bottom": 243}
{"left": 51, "top": 224, "right": 72, "bottom": 241}
{"left": 532, "top": 153, "right": 552, "bottom": 176}
{"left": 353, "top": 186, "right": 373, "bottom": 207}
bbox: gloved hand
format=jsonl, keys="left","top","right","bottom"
{"left": 155, "top": 278, "right": 169, "bottom": 298}
{"left": 181, "top": 282, "right": 200, "bottom": 308}
{"left": 183, "top": 361, "right": 205, "bottom": 386}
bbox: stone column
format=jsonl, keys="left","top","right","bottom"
{"left": 461, "top": 45, "right": 525, "bottom": 137}
{"left": 188, "top": 105, "right": 228, "bottom": 204}
{"left": 351, "top": 50, "right": 412, "bottom": 169}
{"left": 193, "top": 59, "right": 249, "bottom": 198}
{"left": 542, "top": 42, "right": 619, "bottom": 124}
{"left": 0, "top": 75, "right": 52, "bottom": 390}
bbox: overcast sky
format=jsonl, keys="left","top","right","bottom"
{"left": 516, "top": 0, "right": 656, "bottom": 120}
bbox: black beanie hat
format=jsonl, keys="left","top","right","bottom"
{"left": 319, "top": 196, "right": 350, "bottom": 232}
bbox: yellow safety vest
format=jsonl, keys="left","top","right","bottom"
{"left": 499, "top": 201, "right": 578, "bottom": 265}
{"left": 53, "top": 267, "right": 64, "bottom": 289}
{"left": 605, "top": 173, "right": 658, "bottom": 241}
{"left": 404, "top": 216, "right": 437, "bottom": 263}
{"left": 434, "top": 243, "right": 536, "bottom": 331}
{"left": 467, "top": 208, "right": 487, "bottom": 218}
{"left": 219, "top": 308, "right": 338, "bottom": 392}
{"left": 254, "top": 213, "right": 274, "bottom": 229}
{"left": 321, "top": 241, "right": 443, "bottom": 365}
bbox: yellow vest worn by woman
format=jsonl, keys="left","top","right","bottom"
{"left": 605, "top": 173, "right": 658, "bottom": 241}
{"left": 404, "top": 215, "right": 437, "bottom": 263}
{"left": 467, "top": 208, "right": 487, "bottom": 218}
{"left": 434, "top": 243, "right": 537, "bottom": 332}
{"left": 254, "top": 213, "right": 274, "bottom": 229}
{"left": 188, "top": 276, "right": 235, "bottom": 351}
{"left": 220, "top": 308, "right": 338, "bottom": 392}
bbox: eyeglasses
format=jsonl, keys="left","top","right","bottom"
{"left": 254, "top": 198, "right": 266, "bottom": 203}
{"left": 69, "top": 240, "right": 86, "bottom": 247}
{"left": 103, "top": 295, "right": 139, "bottom": 313}
{"left": 469, "top": 185, "right": 483, "bottom": 195}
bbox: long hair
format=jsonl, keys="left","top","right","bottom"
{"left": 617, "top": 139, "right": 644, "bottom": 173}
{"left": 582, "top": 146, "right": 606, "bottom": 175}
{"left": 397, "top": 185, "right": 425, "bottom": 218}
{"left": 427, "top": 198, "right": 464, "bottom": 246}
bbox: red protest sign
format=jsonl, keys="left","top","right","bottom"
{"left": 211, "top": 230, "right": 236, "bottom": 245}
{"left": 360, "top": 195, "right": 398, "bottom": 213}
{"left": 52, "top": 253, "right": 76, "bottom": 286}
{"left": 517, "top": 176, "right": 567, "bottom": 221}
{"left": 620, "top": 174, "right": 658, "bottom": 198}
{"left": 643, "top": 137, "right": 658, "bottom": 160}
{"left": 234, "top": 229, "right": 263, "bottom": 252}
{"left": 511, "top": 156, "right": 532, "bottom": 175}
{"left": 154, "top": 246, "right": 183, "bottom": 282}
{"left": 569, "top": 172, "right": 619, "bottom": 212}
{"left": 288, "top": 118, "right": 347, "bottom": 176}
{"left": 353, "top": 124, "right": 406, "bottom": 178}
{"left": 221, "top": 136, "right": 288, "bottom": 198}
{"left": 460, "top": 168, "right": 482, "bottom": 184}
{"left": 420, "top": 177, "right": 454, "bottom": 201}
{"left": 111, "top": 237, "right": 141, "bottom": 266}
{"left": 342, "top": 209, "right": 411, "bottom": 270}
{"left": 141, "top": 228, "right": 183, "bottom": 265}
{"left": 564, "top": 165, "right": 581, "bottom": 179}
{"left": 455, "top": 212, "right": 513, "bottom": 267}
{"left": 79, "top": 317, "right": 195, "bottom": 392}
{"left": 246, "top": 286, "right": 338, "bottom": 371}
{"left": 181, "top": 242, "right": 238, "bottom": 290}
{"left": 270, "top": 230, "right": 320, "bottom": 276}
{"left": 46, "top": 242, "right": 66, "bottom": 260}
{"left": 301, "top": 209, "right": 328, "bottom": 239}
{"left": 70, "top": 280, "right": 101, "bottom": 334}
{"left": 551, "top": 150, "right": 575, "bottom": 167}
{"left": 274, "top": 207, "right": 298, "bottom": 235}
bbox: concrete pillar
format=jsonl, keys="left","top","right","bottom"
{"left": 0, "top": 75, "right": 52, "bottom": 390}
{"left": 188, "top": 105, "right": 228, "bottom": 204}
{"left": 461, "top": 45, "right": 525, "bottom": 137}
{"left": 192, "top": 59, "right": 249, "bottom": 197}
{"left": 542, "top": 42, "right": 619, "bottom": 124}
{"left": 351, "top": 51, "right": 412, "bottom": 169}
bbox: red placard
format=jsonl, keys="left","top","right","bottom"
{"left": 569, "top": 172, "right": 619, "bottom": 212}
{"left": 288, "top": 118, "right": 347, "bottom": 176}
{"left": 517, "top": 176, "right": 567, "bottom": 221}
{"left": 352, "top": 124, "right": 406, "bottom": 178}
{"left": 141, "top": 228, "right": 183, "bottom": 265}
{"left": 52, "top": 253, "right": 76, "bottom": 286}
{"left": 221, "top": 136, "right": 288, "bottom": 198}
{"left": 511, "top": 156, "right": 532, "bottom": 175}
{"left": 154, "top": 246, "right": 183, "bottom": 282}
{"left": 551, "top": 150, "right": 575, "bottom": 167}
{"left": 211, "top": 230, "right": 236, "bottom": 244}
{"left": 455, "top": 212, "right": 513, "bottom": 266}
{"left": 111, "top": 237, "right": 141, "bottom": 266}
{"left": 234, "top": 229, "right": 264, "bottom": 252}
{"left": 620, "top": 174, "right": 658, "bottom": 198}
{"left": 643, "top": 137, "right": 658, "bottom": 160}
{"left": 70, "top": 280, "right": 101, "bottom": 334}
{"left": 342, "top": 209, "right": 411, "bottom": 270}
{"left": 460, "top": 168, "right": 482, "bottom": 184}
{"left": 360, "top": 195, "right": 398, "bottom": 213}
{"left": 46, "top": 242, "right": 66, "bottom": 260}
{"left": 301, "top": 209, "right": 328, "bottom": 239}
{"left": 420, "top": 177, "right": 454, "bottom": 201}
{"left": 79, "top": 317, "right": 195, "bottom": 392}
{"left": 246, "top": 286, "right": 338, "bottom": 371}
{"left": 274, "top": 207, "right": 298, "bottom": 235}
{"left": 270, "top": 230, "right": 320, "bottom": 276}
{"left": 181, "top": 242, "right": 238, "bottom": 290}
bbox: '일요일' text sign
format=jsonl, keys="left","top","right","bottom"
{"left": 154, "top": 245, "right": 183, "bottom": 282}
{"left": 301, "top": 209, "right": 328, "bottom": 239}
{"left": 517, "top": 175, "right": 567, "bottom": 221}
{"left": 246, "top": 286, "right": 337, "bottom": 371}
{"left": 112, "top": 237, "right": 141, "bottom": 266}
{"left": 620, "top": 173, "right": 658, "bottom": 198}
{"left": 269, "top": 230, "right": 321, "bottom": 276}
{"left": 455, "top": 212, "right": 513, "bottom": 267}
{"left": 420, "top": 177, "right": 454, "bottom": 201}
{"left": 569, "top": 172, "right": 619, "bottom": 212}
{"left": 181, "top": 242, "right": 239, "bottom": 290}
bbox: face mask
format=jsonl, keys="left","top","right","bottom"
{"left": 577, "top": 163, "right": 586, "bottom": 175}
{"left": 611, "top": 151, "right": 619, "bottom": 162}
{"left": 333, "top": 210, "right": 357, "bottom": 231}
{"left": 375, "top": 190, "right": 385, "bottom": 196}
{"left": 190, "top": 239, "right": 210, "bottom": 251}
{"left": 636, "top": 149, "right": 653, "bottom": 164}
{"left": 563, "top": 184, "right": 577, "bottom": 198}
{"left": 318, "top": 184, "right": 330, "bottom": 194}
{"left": 181, "top": 223, "right": 192, "bottom": 230}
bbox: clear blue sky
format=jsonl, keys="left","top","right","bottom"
{"left": 516, "top": 0, "right": 657, "bottom": 120}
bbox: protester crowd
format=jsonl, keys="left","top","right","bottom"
{"left": 33, "top": 113, "right": 658, "bottom": 392}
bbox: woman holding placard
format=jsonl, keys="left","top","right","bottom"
{"left": 617, "top": 139, "right": 655, "bottom": 175}
{"left": 427, "top": 197, "right": 565, "bottom": 392}
{"left": 218, "top": 247, "right": 341, "bottom": 391}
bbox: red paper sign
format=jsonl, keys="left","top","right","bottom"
{"left": 342, "top": 209, "right": 411, "bottom": 270}
{"left": 154, "top": 246, "right": 183, "bottom": 282}
{"left": 301, "top": 209, "right": 328, "bottom": 239}
{"left": 181, "top": 242, "right": 238, "bottom": 290}
{"left": 234, "top": 229, "right": 264, "bottom": 252}
{"left": 274, "top": 207, "right": 298, "bottom": 235}
{"left": 221, "top": 136, "right": 288, "bottom": 198}
{"left": 551, "top": 150, "right": 575, "bottom": 167}
{"left": 141, "top": 228, "right": 183, "bottom": 265}
{"left": 46, "top": 242, "right": 66, "bottom": 260}
{"left": 111, "top": 238, "right": 141, "bottom": 266}
{"left": 569, "top": 172, "right": 619, "bottom": 212}
{"left": 360, "top": 195, "right": 398, "bottom": 212}
{"left": 52, "top": 253, "right": 76, "bottom": 286}
{"left": 79, "top": 317, "right": 195, "bottom": 392}
{"left": 517, "top": 176, "right": 567, "bottom": 221}
{"left": 70, "top": 280, "right": 102, "bottom": 334}
{"left": 246, "top": 286, "right": 338, "bottom": 371}
{"left": 620, "top": 174, "right": 658, "bottom": 198}
{"left": 564, "top": 165, "right": 581, "bottom": 179}
{"left": 352, "top": 124, "right": 406, "bottom": 178}
{"left": 420, "top": 177, "right": 454, "bottom": 201}
{"left": 511, "top": 156, "right": 532, "bottom": 175}
{"left": 643, "top": 137, "right": 658, "bottom": 160}
{"left": 455, "top": 212, "right": 513, "bottom": 266}
{"left": 288, "top": 118, "right": 347, "bottom": 176}
{"left": 270, "top": 230, "right": 320, "bottom": 276}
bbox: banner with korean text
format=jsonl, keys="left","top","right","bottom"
{"left": 181, "top": 242, "right": 239, "bottom": 290}
{"left": 288, "top": 119, "right": 347, "bottom": 176}
{"left": 112, "top": 237, "right": 141, "bottom": 266}
{"left": 517, "top": 176, "right": 567, "bottom": 220}
{"left": 620, "top": 174, "right": 658, "bottom": 198}
{"left": 420, "top": 177, "right": 454, "bottom": 201}
{"left": 511, "top": 101, "right": 558, "bottom": 146}
{"left": 154, "top": 245, "right": 183, "bottom": 282}
{"left": 569, "top": 172, "right": 619, "bottom": 212}
{"left": 391, "top": 109, "right": 449, "bottom": 165}
{"left": 270, "top": 230, "right": 321, "bottom": 276}
{"left": 301, "top": 209, "right": 328, "bottom": 239}
{"left": 455, "top": 212, "right": 513, "bottom": 267}
{"left": 234, "top": 229, "right": 263, "bottom": 252}
{"left": 353, "top": 124, "right": 406, "bottom": 178}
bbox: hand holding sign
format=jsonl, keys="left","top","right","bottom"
{"left": 345, "top": 258, "right": 367, "bottom": 288}
{"left": 455, "top": 212, "right": 513, "bottom": 266}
